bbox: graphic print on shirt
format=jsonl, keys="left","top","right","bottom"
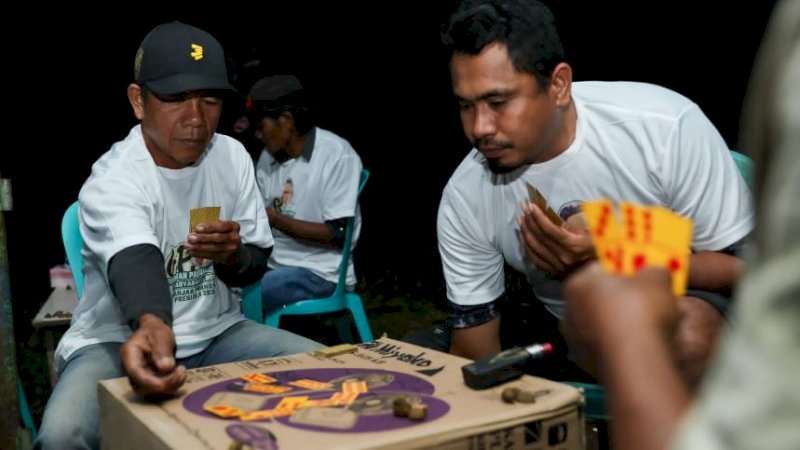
{"left": 164, "top": 243, "right": 217, "bottom": 302}
{"left": 272, "top": 178, "right": 296, "bottom": 217}
{"left": 558, "top": 200, "right": 588, "bottom": 230}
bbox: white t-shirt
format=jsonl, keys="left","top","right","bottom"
{"left": 255, "top": 127, "right": 362, "bottom": 287}
{"left": 438, "top": 81, "right": 754, "bottom": 318}
{"left": 55, "top": 125, "right": 273, "bottom": 368}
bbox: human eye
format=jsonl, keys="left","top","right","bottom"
{"left": 203, "top": 97, "right": 221, "bottom": 107}
{"left": 153, "top": 92, "right": 184, "bottom": 103}
{"left": 488, "top": 98, "right": 507, "bottom": 109}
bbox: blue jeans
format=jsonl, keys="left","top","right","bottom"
{"left": 35, "top": 320, "right": 321, "bottom": 450}
{"left": 261, "top": 266, "right": 336, "bottom": 311}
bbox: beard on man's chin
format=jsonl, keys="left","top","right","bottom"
{"left": 477, "top": 138, "right": 518, "bottom": 174}
{"left": 271, "top": 149, "right": 290, "bottom": 163}
{"left": 486, "top": 158, "right": 519, "bottom": 174}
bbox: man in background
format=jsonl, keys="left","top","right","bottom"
{"left": 246, "top": 75, "right": 363, "bottom": 314}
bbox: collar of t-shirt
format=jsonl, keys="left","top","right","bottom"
{"left": 272, "top": 127, "right": 317, "bottom": 165}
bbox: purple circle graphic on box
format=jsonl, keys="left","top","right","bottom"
{"left": 184, "top": 368, "right": 450, "bottom": 433}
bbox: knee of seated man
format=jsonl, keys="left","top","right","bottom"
{"left": 37, "top": 416, "right": 97, "bottom": 450}
{"left": 674, "top": 295, "right": 724, "bottom": 358}
{"left": 671, "top": 296, "right": 725, "bottom": 389}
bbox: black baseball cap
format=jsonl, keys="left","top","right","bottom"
{"left": 245, "top": 75, "right": 305, "bottom": 122}
{"left": 134, "top": 22, "right": 236, "bottom": 96}
{"left": 247, "top": 75, "right": 304, "bottom": 102}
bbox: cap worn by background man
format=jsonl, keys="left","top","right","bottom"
{"left": 245, "top": 75, "right": 305, "bottom": 122}
{"left": 247, "top": 75, "right": 304, "bottom": 103}
{"left": 134, "top": 22, "right": 236, "bottom": 96}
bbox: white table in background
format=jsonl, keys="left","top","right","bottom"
{"left": 32, "top": 287, "right": 78, "bottom": 387}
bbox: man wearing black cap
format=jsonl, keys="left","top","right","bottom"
{"left": 36, "top": 23, "right": 321, "bottom": 449}
{"left": 245, "top": 75, "right": 363, "bottom": 314}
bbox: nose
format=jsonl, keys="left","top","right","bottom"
{"left": 471, "top": 104, "right": 496, "bottom": 141}
{"left": 181, "top": 98, "right": 207, "bottom": 127}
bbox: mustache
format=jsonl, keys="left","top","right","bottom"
{"left": 475, "top": 138, "right": 513, "bottom": 151}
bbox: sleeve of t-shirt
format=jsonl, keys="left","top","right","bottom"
{"left": 661, "top": 105, "right": 755, "bottom": 251}
{"left": 254, "top": 151, "right": 271, "bottom": 207}
{"left": 234, "top": 145, "right": 274, "bottom": 249}
{"left": 79, "top": 176, "right": 160, "bottom": 275}
{"left": 437, "top": 183, "right": 505, "bottom": 306}
{"left": 321, "top": 154, "right": 362, "bottom": 221}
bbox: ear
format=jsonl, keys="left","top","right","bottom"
{"left": 128, "top": 83, "right": 145, "bottom": 120}
{"left": 549, "top": 62, "right": 573, "bottom": 108}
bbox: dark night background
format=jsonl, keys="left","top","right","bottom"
{"left": 1, "top": 1, "right": 778, "bottom": 424}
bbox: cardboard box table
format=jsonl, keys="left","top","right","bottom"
{"left": 99, "top": 338, "right": 585, "bottom": 449}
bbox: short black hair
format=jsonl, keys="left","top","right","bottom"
{"left": 441, "top": 0, "right": 565, "bottom": 88}
{"left": 248, "top": 91, "right": 314, "bottom": 135}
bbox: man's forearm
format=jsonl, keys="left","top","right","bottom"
{"left": 688, "top": 251, "right": 744, "bottom": 294}
{"left": 270, "top": 210, "right": 337, "bottom": 245}
{"left": 108, "top": 244, "right": 173, "bottom": 330}
{"left": 600, "top": 328, "right": 691, "bottom": 450}
{"left": 449, "top": 318, "right": 502, "bottom": 360}
{"left": 214, "top": 244, "right": 271, "bottom": 287}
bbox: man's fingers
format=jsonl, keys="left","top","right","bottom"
{"left": 519, "top": 215, "right": 564, "bottom": 272}
{"left": 526, "top": 203, "right": 565, "bottom": 239}
{"left": 147, "top": 335, "right": 177, "bottom": 373}
{"left": 186, "top": 223, "right": 241, "bottom": 263}
{"left": 526, "top": 203, "right": 578, "bottom": 262}
{"left": 120, "top": 339, "right": 149, "bottom": 379}
{"left": 121, "top": 334, "right": 185, "bottom": 396}
{"left": 186, "top": 241, "right": 240, "bottom": 255}
{"left": 128, "top": 364, "right": 187, "bottom": 397}
{"left": 188, "top": 231, "right": 230, "bottom": 245}
{"left": 194, "top": 220, "right": 239, "bottom": 234}
{"left": 120, "top": 318, "right": 187, "bottom": 397}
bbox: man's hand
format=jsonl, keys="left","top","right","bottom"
{"left": 184, "top": 220, "right": 242, "bottom": 265}
{"left": 518, "top": 203, "right": 594, "bottom": 278}
{"left": 120, "top": 314, "right": 186, "bottom": 398}
{"left": 561, "top": 262, "right": 679, "bottom": 378}
{"left": 266, "top": 207, "right": 280, "bottom": 228}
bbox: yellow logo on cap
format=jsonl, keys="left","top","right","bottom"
{"left": 190, "top": 43, "right": 204, "bottom": 61}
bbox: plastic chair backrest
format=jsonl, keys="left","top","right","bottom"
{"left": 61, "top": 201, "right": 84, "bottom": 298}
{"left": 19, "top": 380, "right": 37, "bottom": 441}
{"left": 331, "top": 168, "right": 370, "bottom": 299}
{"left": 730, "top": 150, "right": 754, "bottom": 190}
{"left": 241, "top": 282, "right": 263, "bottom": 322}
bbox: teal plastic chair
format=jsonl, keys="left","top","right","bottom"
{"left": 61, "top": 201, "right": 260, "bottom": 308}
{"left": 262, "top": 169, "right": 374, "bottom": 343}
{"left": 241, "top": 282, "right": 263, "bottom": 322}
{"left": 730, "top": 149, "right": 754, "bottom": 190}
{"left": 563, "top": 381, "right": 610, "bottom": 421}
{"left": 19, "top": 380, "right": 37, "bottom": 441}
{"left": 61, "top": 201, "right": 84, "bottom": 298}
